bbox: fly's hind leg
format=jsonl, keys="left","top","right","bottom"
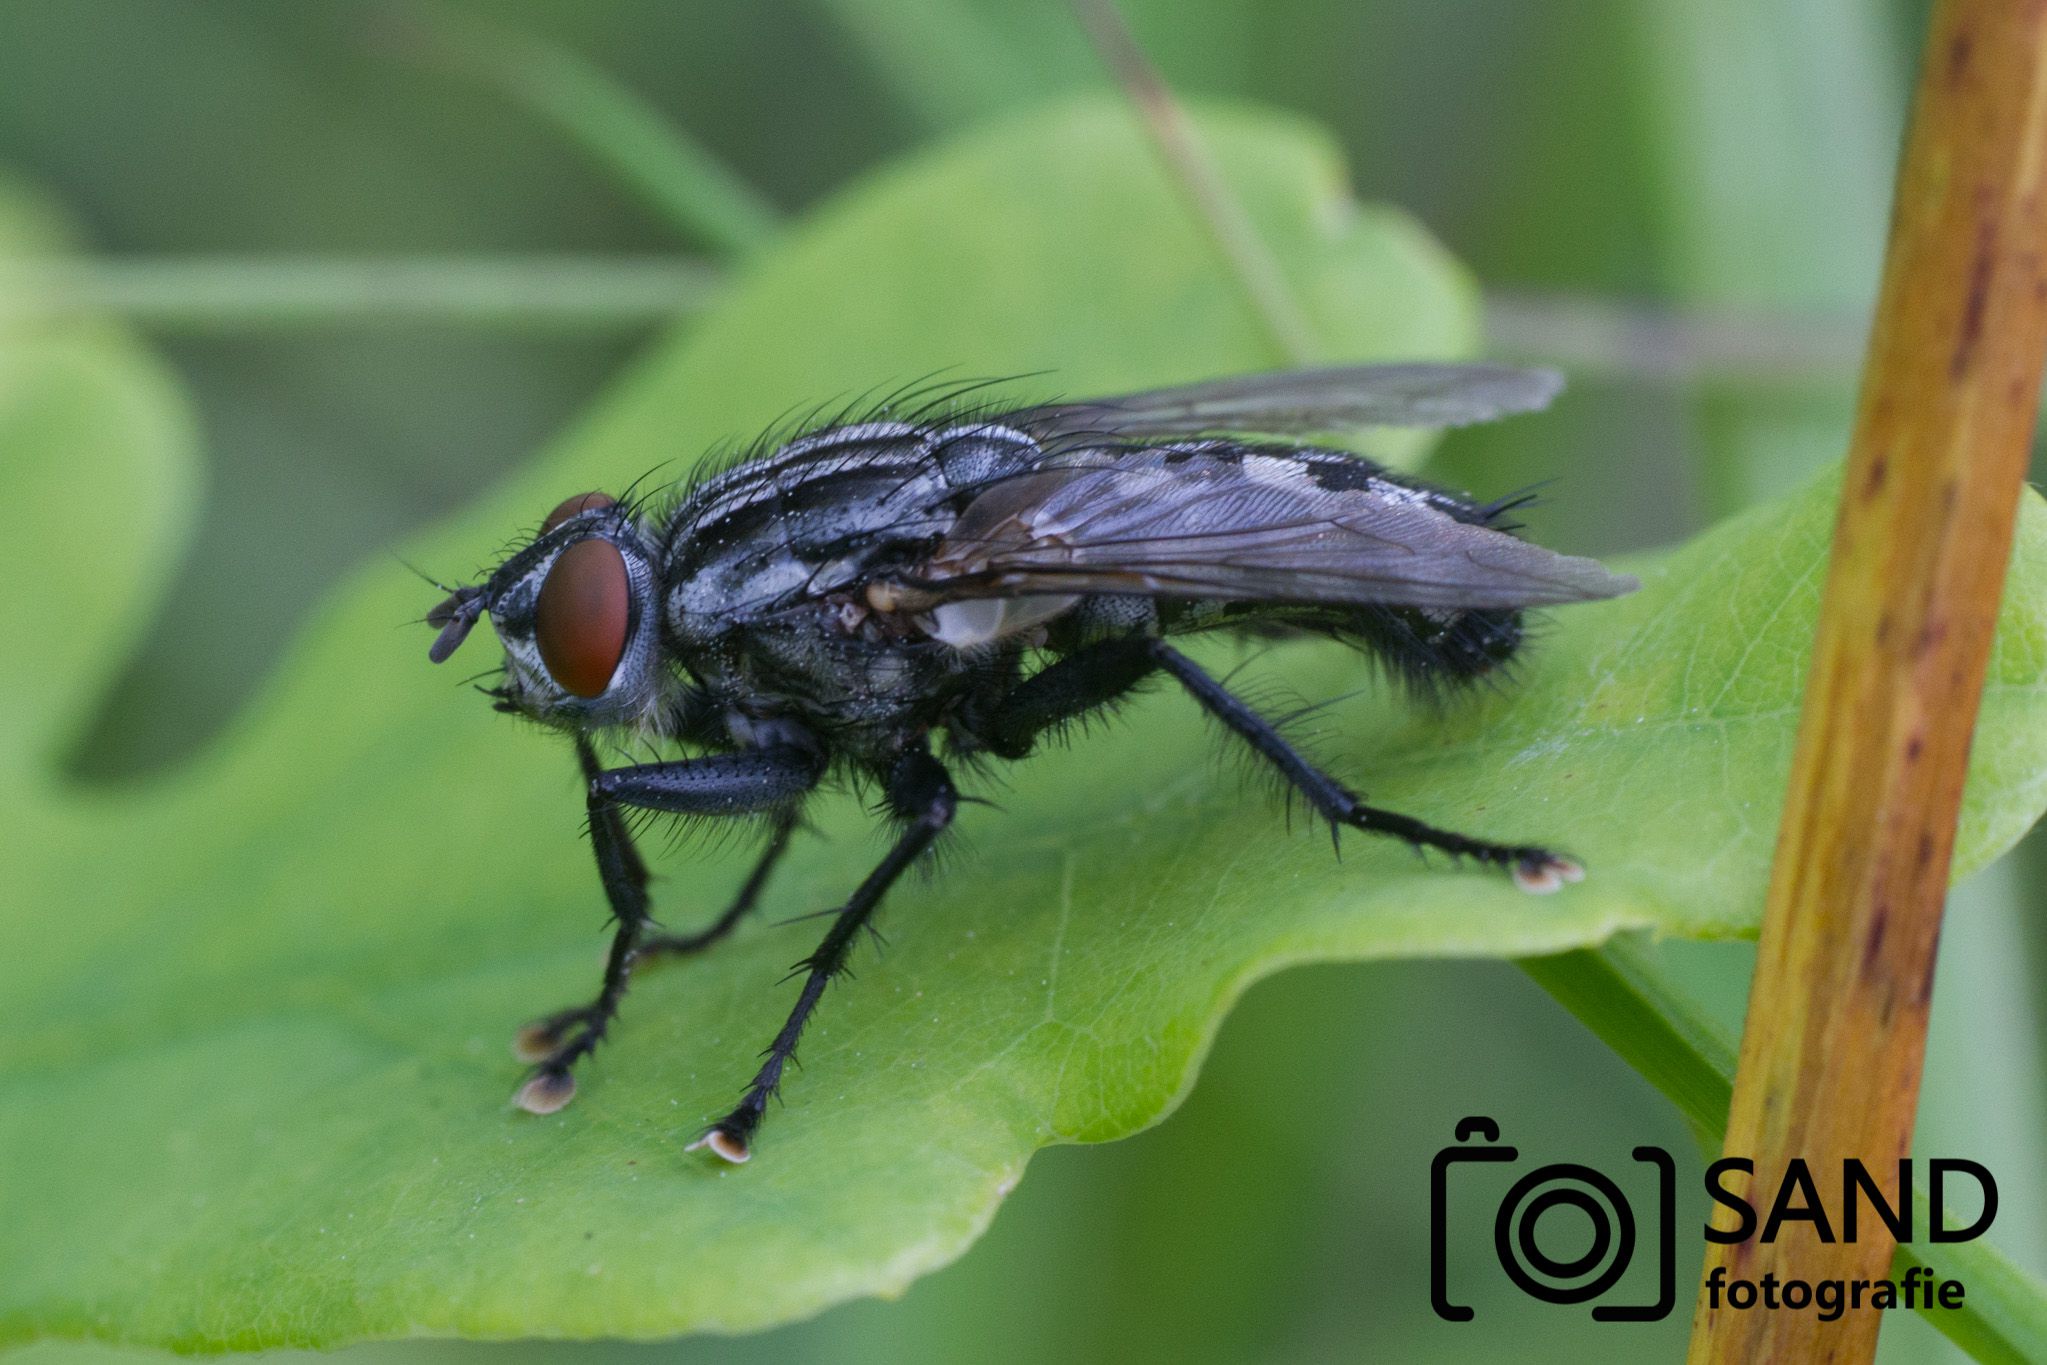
{"left": 511, "top": 740, "right": 822, "bottom": 1115}
{"left": 975, "top": 633, "right": 1160, "bottom": 759}
{"left": 690, "top": 742, "right": 957, "bottom": 1163}
{"left": 1147, "top": 641, "right": 1582, "bottom": 893}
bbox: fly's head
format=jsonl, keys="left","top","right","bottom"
{"left": 427, "top": 491, "right": 667, "bottom": 732}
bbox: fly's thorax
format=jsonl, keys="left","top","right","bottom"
{"left": 482, "top": 498, "right": 672, "bottom": 731}
{"left": 658, "top": 419, "right": 1044, "bottom": 635}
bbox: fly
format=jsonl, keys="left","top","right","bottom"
{"left": 425, "top": 362, "right": 1638, "bottom": 1163}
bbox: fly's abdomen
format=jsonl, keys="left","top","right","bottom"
{"left": 1156, "top": 596, "right": 1524, "bottom": 698}
{"left": 1367, "top": 604, "right": 1523, "bottom": 688}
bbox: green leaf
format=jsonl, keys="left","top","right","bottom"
{"left": 4, "top": 98, "right": 2047, "bottom": 1352}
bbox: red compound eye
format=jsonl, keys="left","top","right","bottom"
{"left": 541, "top": 491, "right": 616, "bottom": 535}
{"left": 534, "top": 538, "right": 630, "bottom": 698}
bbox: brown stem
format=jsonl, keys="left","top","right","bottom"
{"left": 1688, "top": 1, "right": 2047, "bottom": 1360}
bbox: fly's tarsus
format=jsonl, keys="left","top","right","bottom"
{"left": 1147, "top": 639, "right": 1585, "bottom": 894}
{"left": 514, "top": 1068, "right": 577, "bottom": 1115}
{"left": 512, "top": 1005, "right": 598, "bottom": 1064}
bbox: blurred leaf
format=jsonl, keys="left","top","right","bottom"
{"left": 809, "top": 0, "right": 1070, "bottom": 130}
{"left": 4, "top": 99, "right": 2047, "bottom": 1353}
{"left": 0, "top": 175, "right": 201, "bottom": 772}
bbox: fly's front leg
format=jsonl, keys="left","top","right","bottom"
{"left": 512, "top": 741, "right": 822, "bottom": 1115}
{"left": 1148, "top": 641, "right": 1583, "bottom": 893}
{"left": 690, "top": 743, "right": 957, "bottom": 1163}
{"left": 513, "top": 810, "right": 798, "bottom": 1069}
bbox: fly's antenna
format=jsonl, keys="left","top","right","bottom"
{"left": 425, "top": 583, "right": 489, "bottom": 663}
{"left": 398, "top": 555, "right": 489, "bottom": 662}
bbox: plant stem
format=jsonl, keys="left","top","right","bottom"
{"left": 0, "top": 256, "right": 721, "bottom": 333}
{"left": 1687, "top": 1, "right": 2047, "bottom": 1357}
{"left": 1, "top": 248, "right": 1879, "bottom": 379}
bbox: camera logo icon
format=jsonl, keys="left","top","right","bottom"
{"left": 1431, "top": 1116, "right": 1676, "bottom": 1322}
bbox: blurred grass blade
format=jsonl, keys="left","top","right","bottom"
{"left": 1519, "top": 941, "right": 1733, "bottom": 1148}
{"left": 1522, "top": 945, "right": 2047, "bottom": 1365}
{"left": 1072, "top": 0, "right": 1316, "bottom": 366}
{"left": 0, "top": 255, "right": 722, "bottom": 333}
{"left": 1484, "top": 291, "right": 1865, "bottom": 386}
{"left": 385, "top": 5, "right": 780, "bottom": 256}
{"left": 1900, "top": 1238, "right": 2047, "bottom": 1365}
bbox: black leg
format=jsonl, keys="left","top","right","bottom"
{"left": 980, "top": 634, "right": 1159, "bottom": 759}
{"left": 689, "top": 743, "right": 957, "bottom": 1163}
{"left": 513, "top": 807, "right": 800, "bottom": 1069}
{"left": 512, "top": 743, "right": 823, "bottom": 1116}
{"left": 1148, "top": 641, "right": 1583, "bottom": 893}
{"left": 577, "top": 732, "right": 650, "bottom": 890}
{"left": 638, "top": 808, "right": 798, "bottom": 959}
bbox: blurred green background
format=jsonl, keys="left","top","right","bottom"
{"left": 2, "top": 0, "right": 2040, "bottom": 1361}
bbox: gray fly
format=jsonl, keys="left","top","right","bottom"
{"left": 426, "top": 362, "right": 1638, "bottom": 1162}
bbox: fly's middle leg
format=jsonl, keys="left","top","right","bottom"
{"left": 690, "top": 742, "right": 957, "bottom": 1163}
{"left": 1147, "top": 641, "right": 1583, "bottom": 893}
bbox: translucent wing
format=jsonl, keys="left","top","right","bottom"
{"left": 1007, "top": 362, "right": 1564, "bottom": 442}
{"left": 912, "top": 447, "right": 1636, "bottom": 617}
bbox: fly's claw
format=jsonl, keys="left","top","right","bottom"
{"left": 1510, "top": 852, "right": 1585, "bottom": 895}
{"left": 514, "top": 1067, "right": 577, "bottom": 1115}
{"left": 511, "top": 1005, "right": 598, "bottom": 1064}
{"left": 686, "top": 1123, "right": 753, "bottom": 1164}
{"left": 511, "top": 1005, "right": 603, "bottom": 1114}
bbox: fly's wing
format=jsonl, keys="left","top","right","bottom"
{"left": 1007, "top": 363, "right": 1564, "bottom": 443}
{"left": 915, "top": 449, "right": 1637, "bottom": 616}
